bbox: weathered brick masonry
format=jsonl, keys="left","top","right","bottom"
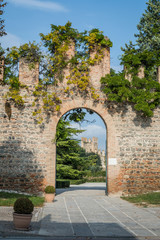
{"left": 0, "top": 43, "right": 160, "bottom": 196}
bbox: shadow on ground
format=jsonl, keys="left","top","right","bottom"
{"left": 0, "top": 218, "right": 138, "bottom": 239}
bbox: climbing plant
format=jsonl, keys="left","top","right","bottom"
{"left": 101, "top": 72, "right": 160, "bottom": 117}
{"left": 1, "top": 16, "right": 159, "bottom": 119}
{"left": 2, "top": 42, "right": 45, "bottom": 110}
{"left": 100, "top": 0, "right": 160, "bottom": 117}
{"left": 101, "top": 45, "right": 160, "bottom": 117}
{"left": 101, "top": 50, "right": 160, "bottom": 117}
{"left": 40, "top": 22, "right": 112, "bottom": 99}
{"left": 1, "top": 22, "right": 112, "bottom": 123}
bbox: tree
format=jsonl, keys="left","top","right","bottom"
{"left": 135, "top": 0, "right": 160, "bottom": 55}
{"left": 56, "top": 118, "right": 102, "bottom": 180}
{"left": 56, "top": 118, "right": 84, "bottom": 179}
{"left": 63, "top": 108, "right": 95, "bottom": 124}
{"left": 0, "top": 0, "right": 7, "bottom": 37}
{"left": 101, "top": 0, "right": 160, "bottom": 117}
{"left": 121, "top": 0, "right": 160, "bottom": 72}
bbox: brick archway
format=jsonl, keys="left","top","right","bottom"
{"left": 1, "top": 38, "right": 160, "bottom": 196}
{"left": 48, "top": 99, "right": 121, "bottom": 195}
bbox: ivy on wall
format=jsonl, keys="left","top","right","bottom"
{"left": 101, "top": 47, "right": 160, "bottom": 117}
{"left": 1, "top": 22, "right": 112, "bottom": 123}
{"left": 1, "top": 21, "right": 160, "bottom": 119}
{"left": 101, "top": 0, "right": 160, "bottom": 118}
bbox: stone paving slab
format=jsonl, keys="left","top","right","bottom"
{"left": 0, "top": 183, "right": 160, "bottom": 239}
{"left": 0, "top": 207, "right": 42, "bottom": 236}
{"left": 38, "top": 183, "right": 160, "bottom": 238}
{"left": 1, "top": 237, "right": 160, "bottom": 240}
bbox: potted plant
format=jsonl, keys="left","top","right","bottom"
{"left": 13, "top": 197, "right": 34, "bottom": 231}
{"left": 44, "top": 185, "right": 55, "bottom": 202}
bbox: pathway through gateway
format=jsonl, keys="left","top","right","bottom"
{"left": 38, "top": 183, "right": 160, "bottom": 238}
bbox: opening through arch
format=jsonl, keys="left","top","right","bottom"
{"left": 47, "top": 99, "right": 119, "bottom": 196}
{"left": 55, "top": 107, "right": 108, "bottom": 195}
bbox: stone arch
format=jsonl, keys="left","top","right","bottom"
{"left": 1, "top": 38, "right": 160, "bottom": 196}
{"left": 49, "top": 99, "right": 120, "bottom": 194}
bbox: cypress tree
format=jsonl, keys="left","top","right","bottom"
{"left": 56, "top": 118, "right": 102, "bottom": 180}
{"left": 135, "top": 0, "right": 160, "bottom": 56}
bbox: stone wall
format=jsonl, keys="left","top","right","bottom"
{"left": 0, "top": 87, "right": 56, "bottom": 194}
{"left": 81, "top": 137, "right": 106, "bottom": 169}
{"left": 0, "top": 42, "right": 160, "bottom": 196}
{"left": 81, "top": 137, "right": 98, "bottom": 153}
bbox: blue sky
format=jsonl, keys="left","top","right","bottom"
{"left": 70, "top": 109, "right": 106, "bottom": 151}
{"left": 1, "top": 0, "right": 148, "bottom": 150}
{"left": 2, "top": 0, "right": 147, "bottom": 71}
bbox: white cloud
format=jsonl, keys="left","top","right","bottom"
{"left": 71, "top": 123, "right": 105, "bottom": 137}
{"left": 0, "top": 33, "right": 22, "bottom": 49}
{"left": 9, "top": 0, "right": 68, "bottom": 12}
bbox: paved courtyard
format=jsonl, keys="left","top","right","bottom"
{"left": 0, "top": 183, "right": 160, "bottom": 240}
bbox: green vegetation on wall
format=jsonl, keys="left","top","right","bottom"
{"left": 1, "top": 0, "right": 160, "bottom": 119}
{"left": 101, "top": 0, "right": 160, "bottom": 117}
{"left": 1, "top": 22, "right": 112, "bottom": 123}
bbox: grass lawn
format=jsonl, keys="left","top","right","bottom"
{"left": 0, "top": 192, "right": 45, "bottom": 207}
{"left": 121, "top": 192, "right": 160, "bottom": 206}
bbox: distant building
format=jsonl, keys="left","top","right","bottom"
{"left": 81, "top": 137, "right": 106, "bottom": 169}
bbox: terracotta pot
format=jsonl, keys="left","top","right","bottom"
{"left": 13, "top": 212, "right": 32, "bottom": 231}
{"left": 45, "top": 193, "right": 55, "bottom": 202}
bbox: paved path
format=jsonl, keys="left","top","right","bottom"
{"left": 0, "top": 183, "right": 160, "bottom": 240}
{"left": 39, "top": 183, "right": 160, "bottom": 238}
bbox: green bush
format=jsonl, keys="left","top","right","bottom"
{"left": 44, "top": 186, "right": 55, "bottom": 194}
{"left": 56, "top": 180, "right": 70, "bottom": 188}
{"left": 71, "top": 179, "right": 86, "bottom": 185}
{"left": 85, "top": 177, "right": 106, "bottom": 182}
{"left": 86, "top": 170, "right": 106, "bottom": 177}
{"left": 14, "top": 197, "right": 34, "bottom": 214}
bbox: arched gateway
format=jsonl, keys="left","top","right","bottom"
{"left": 0, "top": 42, "right": 160, "bottom": 196}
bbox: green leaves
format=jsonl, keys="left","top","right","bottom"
{"left": 118, "top": 0, "right": 160, "bottom": 116}
{"left": 101, "top": 74, "right": 131, "bottom": 102}
{"left": 135, "top": 0, "right": 160, "bottom": 54}
{"left": 130, "top": 76, "right": 160, "bottom": 116}
{"left": 3, "top": 42, "right": 42, "bottom": 85}
{"left": 86, "top": 28, "right": 113, "bottom": 48}
{"left": 1, "top": 22, "right": 113, "bottom": 119}
{"left": 56, "top": 118, "right": 101, "bottom": 180}
{"left": 121, "top": 0, "right": 160, "bottom": 81}
{"left": 101, "top": 73, "right": 160, "bottom": 117}
{"left": 19, "top": 42, "right": 42, "bottom": 64}
{"left": 40, "top": 22, "right": 112, "bottom": 98}
{"left": 9, "top": 76, "right": 20, "bottom": 90}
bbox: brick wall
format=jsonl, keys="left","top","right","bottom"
{"left": 0, "top": 42, "right": 160, "bottom": 196}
